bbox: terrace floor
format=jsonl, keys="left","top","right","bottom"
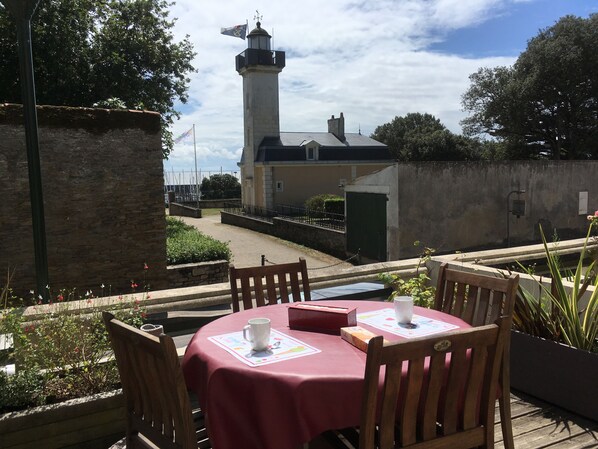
{"left": 309, "top": 391, "right": 598, "bottom": 449}
{"left": 496, "top": 391, "right": 598, "bottom": 449}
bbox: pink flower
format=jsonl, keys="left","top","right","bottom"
{"left": 144, "top": 263, "right": 149, "bottom": 270}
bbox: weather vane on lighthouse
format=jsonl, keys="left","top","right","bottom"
{"left": 254, "top": 10, "right": 263, "bottom": 27}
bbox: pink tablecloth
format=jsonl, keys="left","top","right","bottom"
{"left": 182, "top": 300, "right": 469, "bottom": 449}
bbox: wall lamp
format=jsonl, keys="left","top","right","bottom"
{"left": 506, "top": 189, "right": 526, "bottom": 247}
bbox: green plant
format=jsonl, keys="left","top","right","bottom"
{"left": 515, "top": 213, "right": 598, "bottom": 352}
{"left": 512, "top": 282, "right": 560, "bottom": 340}
{"left": 0, "top": 289, "right": 145, "bottom": 412}
{"left": 378, "top": 242, "right": 436, "bottom": 308}
{"left": 323, "top": 197, "right": 344, "bottom": 215}
{"left": 304, "top": 194, "right": 342, "bottom": 213}
{"left": 166, "top": 217, "right": 231, "bottom": 264}
{"left": 0, "top": 369, "right": 45, "bottom": 412}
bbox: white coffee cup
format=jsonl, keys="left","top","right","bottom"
{"left": 140, "top": 323, "right": 164, "bottom": 337}
{"left": 243, "top": 318, "right": 271, "bottom": 351}
{"left": 394, "top": 296, "right": 414, "bottom": 324}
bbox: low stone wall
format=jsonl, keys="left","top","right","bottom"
{"left": 273, "top": 217, "right": 346, "bottom": 259}
{"left": 168, "top": 198, "right": 241, "bottom": 209}
{"left": 168, "top": 260, "right": 229, "bottom": 288}
{"left": 221, "top": 211, "right": 275, "bottom": 234}
{"left": 221, "top": 212, "right": 345, "bottom": 258}
{"left": 169, "top": 202, "right": 202, "bottom": 218}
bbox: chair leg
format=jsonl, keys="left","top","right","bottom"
{"left": 499, "top": 358, "right": 514, "bottom": 449}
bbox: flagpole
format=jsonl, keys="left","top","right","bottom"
{"left": 193, "top": 124, "right": 200, "bottom": 211}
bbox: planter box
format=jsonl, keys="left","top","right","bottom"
{"left": 510, "top": 330, "right": 598, "bottom": 421}
{"left": 0, "top": 389, "right": 125, "bottom": 449}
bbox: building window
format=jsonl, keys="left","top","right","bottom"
{"left": 307, "top": 146, "right": 318, "bottom": 160}
{"left": 276, "top": 180, "right": 284, "bottom": 192}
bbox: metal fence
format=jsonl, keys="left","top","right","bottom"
{"left": 223, "top": 203, "right": 345, "bottom": 231}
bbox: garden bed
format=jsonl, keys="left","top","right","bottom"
{"left": 510, "top": 330, "right": 598, "bottom": 422}
{"left": 0, "top": 389, "right": 124, "bottom": 449}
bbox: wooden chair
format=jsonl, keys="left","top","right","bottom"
{"left": 102, "top": 311, "right": 211, "bottom": 449}
{"left": 434, "top": 262, "right": 519, "bottom": 449}
{"left": 353, "top": 318, "right": 509, "bottom": 449}
{"left": 229, "top": 257, "right": 311, "bottom": 313}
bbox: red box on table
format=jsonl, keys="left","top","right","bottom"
{"left": 288, "top": 303, "right": 357, "bottom": 334}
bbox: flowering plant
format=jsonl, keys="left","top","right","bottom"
{"left": 1, "top": 283, "right": 145, "bottom": 412}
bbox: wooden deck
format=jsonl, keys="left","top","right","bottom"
{"left": 496, "top": 391, "right": 598, "bottom": 449}
{"left": 311, "top": 391, "right": 598, "bottom": 449}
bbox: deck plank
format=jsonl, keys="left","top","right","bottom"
{"left": 494, "top": 391, "right": 598, "bottom": 449}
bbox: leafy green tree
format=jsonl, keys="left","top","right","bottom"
{"left": 0, "top": 0, "right": 195, "bottom": 158}
{"left": 371, "top": 112, "right": 484, "bottom": 161}
{"left": 199, "top": 174, "right": 241, "bottom": 200}
{"left": 461, "top": 14, "right": 598, "bottom": 160}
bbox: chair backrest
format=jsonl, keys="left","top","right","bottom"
{"left": 434, "top": 262, "right": 519, "bottom": 326}
{"left": 229, "top": 257, "right": 311, "bottom": 313}
{"left": 102, "top": 311, "right": 197, "bottom": 449}
{"left": 360, "top": 317, "right": 509, "bottom": 449}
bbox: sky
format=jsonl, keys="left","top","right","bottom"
{"left": 163, "top": 0, "right": 597, "bottom": 177}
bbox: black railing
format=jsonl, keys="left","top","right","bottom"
{"left": 223, "top": 203, "right": 345, "bottom": 231}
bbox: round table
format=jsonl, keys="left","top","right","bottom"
{"left": 182, "top": 300, "right": 469, "bottom": 449}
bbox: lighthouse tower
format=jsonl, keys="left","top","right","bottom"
{"left": 236, "top": 20, "right": 285, "bottom": 208}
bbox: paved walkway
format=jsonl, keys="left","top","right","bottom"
{"left": 175, "top": 214, "right": 354, "bottom": 275}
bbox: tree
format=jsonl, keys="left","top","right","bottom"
{"left": 461, "top": 14, "right": 598, "bottom": 160}
{"left": 0, "top": 0, "right": 195, "bottom": 158}
{"left": 371, "top": 112, "right": 484, "bottom": 161}
{"left": 200, "top": 174, "right": 241, "bottom": 200}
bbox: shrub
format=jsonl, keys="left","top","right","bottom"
{"left": 304, "top": 194, "right": 342, "bottom": 212}
{"left": 0, "top": 369, "right": 45, "bottom": 412}
{"left": 324, "top": 197, "right": 344, "bottom": 215}
{"left": 166, "top": 217, "right": 231, "bottom": 264}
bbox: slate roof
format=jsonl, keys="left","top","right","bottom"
{"left": 254, "top": 132, "right": 392, "bottom": 163}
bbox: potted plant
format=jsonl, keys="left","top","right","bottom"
{"left": 378, "top": 242, "right": 436, "bottom": 308}
{"left": 0, "top": 283, "right": 145, "bottom": 449}
{"left": 510, "top": 212, "right": 598, "bottom": 421}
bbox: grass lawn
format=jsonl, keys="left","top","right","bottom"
{"left": 201, "top": 208, "right": 222, "bottom": 217}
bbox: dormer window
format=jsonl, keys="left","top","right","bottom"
{"left": 302, "top": 140, "right": 320, "bottom": 161}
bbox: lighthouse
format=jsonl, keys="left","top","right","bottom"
{"left": 236, "top": 20, "right": 285, "bottom": 207}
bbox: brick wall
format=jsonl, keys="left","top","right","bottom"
{"left": 0, "top": 104, "right": 169, "bottom": 297}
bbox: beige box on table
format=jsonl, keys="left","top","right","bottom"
{"left": 340, "top": 326, "right": 382, "bottom": 352}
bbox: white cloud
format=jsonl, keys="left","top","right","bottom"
{"left": 164, "top": 0, "right": 526, "bottom": 171}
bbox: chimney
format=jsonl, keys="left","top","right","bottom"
{"left": 327, "top": 112, "right": 345, "bottom": 142}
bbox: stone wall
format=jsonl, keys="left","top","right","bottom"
{"left": 167, "top": 260, "right": 229, "bottom": 288}
{"left": 350, "top": 161, "right": 598, "bottom": 260}
{"left": 0, "top": 104, "right": 169, "bottom": 297}
{"left": 396, "top": 161, "right": 598, "bottom": 259}
{"left": 221, "top": 211, "right": 345, "bottom": 258}
{"left": 168, "top": 202, "right": 202, "bottom": 218}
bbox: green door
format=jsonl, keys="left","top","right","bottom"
{"left": 346, "top": 192, "right": 387, "bottom": 261}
